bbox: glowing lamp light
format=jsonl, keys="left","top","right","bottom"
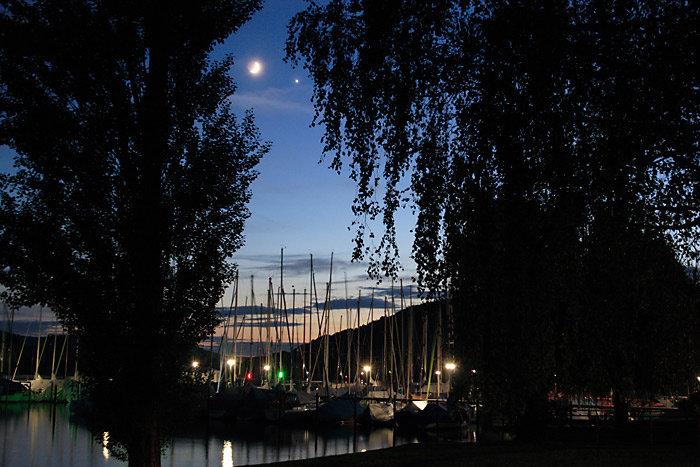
{"left": 435, "top": 370, "right": 441, "bottom": 376}
{"left": 227, "top": 359, "right": 235, "bottom": 368}
{"left": 278, "top": 371, "right": 284, "bottom": 379}
{"left": 445, "top": 363, "right": 456, "bottom": 371}
{"left": 192, "top": 361, "right": 199, "bottom": 369}
{"left": 363, "top": 365, "right": 371, "bottom": 373}
{"left": 263, "top": 365, "right": 270, "bottom": 372}
{"left": 246, "top": 373, "right": 252, "bottom": 380}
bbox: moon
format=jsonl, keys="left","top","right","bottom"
{"left": 248, "top": 61, "right": 261, "bottom": 74}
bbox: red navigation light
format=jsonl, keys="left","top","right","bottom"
{"left": 246, "top": 372, "right": 252, "bottom": 380}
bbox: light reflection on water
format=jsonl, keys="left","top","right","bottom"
{"left": 1, "top": 404, "right": 455, "bottom": 466}
{"left": 1, "top": 404, "right": 115, "bottom": 467}
{"left": 166, "top": 418, "right": 419, "bottom": 466}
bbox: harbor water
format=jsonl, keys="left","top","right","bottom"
{"left": 0, "top": 403, "right": 456, "bottom": 466}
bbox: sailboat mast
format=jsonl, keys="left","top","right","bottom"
{"left": 258, "top": 303, "right": 264, "bottom": 379}
{"left": 290, "top": 287, "right": 296, "bottom": 388}
{"left": 323, "top": 282, "right": 330, "bottom": 392}
{"left": 266, "top": 280, "right": 272, "bottom": 386}
{"left": 35, "top": 306, "right": 43, "bottom": 379}
{"left": 407, "top": 285, "right": 414, "bottom": 397}
{"left": 388, "top": 283, "right": 398, "bottom": 396}
{"left": 277, "top": 284, "right": 282, "bottom": 382}
{"left": 437, "top": 300, "right": 443, "bottom": 397}
{"left": 8, "top": 307, "right": 14, "bottom": 379}
{"left": 421, "top": 306, "right": 428, "bottom": 398}
{"left": 280, "top": 250, "right": 295, "bottom": 389}
{"left": 249, "top": 275, "right": 255, "bottom": 378}
{"left": 302, "top": 287, "right": 307, "bottom": 388}
{"left": 344, "top": 273, "right": 351, "bottom": 391}
{"left": 50, "top": 334, "right": 57, "bottom": 379}
{"left": 324, "top": 253, "right": 333, "bottom": 391}
{"left": 369, "top": 289, "right": 374, "bottom": 386}
{"left": 232, "top": 273, "right": 239, "bottom": 386}
{"left": 308, "top": 256, "right": 312, "bottom": 384}
{"left": 382, "top": 298, "right": 387, "bottom": 389}
{"left": 356, "top": 289, "right": 361, "bottom": 386}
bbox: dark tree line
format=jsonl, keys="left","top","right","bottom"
{"left": 0, "top": 1, "right": 267, "bottom": 466}
{"left": 287, "top": 0, "right": 700, "bottom": 432}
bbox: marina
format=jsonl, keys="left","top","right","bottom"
{"left": 1, "top": 256, "right": 696, "bottom": 466}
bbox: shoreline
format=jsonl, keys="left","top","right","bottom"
{"left": 253, "top": 440, "right": 700, "bottom": 467}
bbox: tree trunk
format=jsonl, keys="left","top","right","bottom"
{"left": 613, "top": 390, "right": 629, "bottom": 424}
{"left": 128, "top": 416, "right": 161, "bottom": 467}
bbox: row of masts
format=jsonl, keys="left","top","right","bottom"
{"left": 1, "top": 249, "right": 454, "bottom": 398}
{"left": 1, "top": 302, "right": 78, "bottom": 382}
{"left": 214, "top": 249, "right": 455, "bottom": 399}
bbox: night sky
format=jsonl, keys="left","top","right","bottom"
{"left": 0, "top": 0, "right": 419, "bottom": 339}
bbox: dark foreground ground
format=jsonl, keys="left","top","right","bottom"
{"left": 256, "top": 441, "right": 699, "bottom": 467}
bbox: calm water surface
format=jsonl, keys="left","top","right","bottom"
{"left": 0, "top": 403, "right": 435, "bottom": 466}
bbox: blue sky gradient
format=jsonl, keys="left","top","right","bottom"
{"left": 0, "top": 0, "right": 420, "bottom": 338}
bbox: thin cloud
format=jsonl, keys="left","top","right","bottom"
{"left": 229, "top": 87, "right": 313, "bottom": 115}
{"left": 232, "top": 251, "right": 356, "bottom": 282}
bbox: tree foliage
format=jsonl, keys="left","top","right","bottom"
{"left": 288, "top": 0, "right": 700, "bottom": 429}
{"left": 0, "top": 1, "right": 268, "bottom": 465}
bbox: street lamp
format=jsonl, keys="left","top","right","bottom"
{"left": 227, "top": 359, "right": 235, "bottom": 387}
{"left": 363, "top": 365, "right": 371, "bottom": 385}
{"left": 435, "top": 370, "right": 442, "bottom": 399}
{"left": 263, "top": 365, "right": 270, "bottom": 387}
{"left": 445, "top": 362, "right": 456, "bottom": 392}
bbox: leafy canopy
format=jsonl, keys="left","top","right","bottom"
{"left": 287, "top": 0, "right": 700, "bottom": 287}
{"left": 288, "top": 0, "right": 700, "bottom": 428}
{"left": 0, "top": 0, "right": 268, "bottom": 463}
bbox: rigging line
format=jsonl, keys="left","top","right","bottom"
{"left": 324, "top": 253, "right": 334, "bottom": 390}
{"left": 54, "top": 332, "right": 69, "bottom": 379}
{"left": 233, "top": 296, "right": 247, "bottom": 343}
{"left": 12, "top": 321, "right": 31, "bottom": 381}
{"left": 35, "top": 306, "right": 43, "bottom": 379}
{"left": 231, "top": 272, "right": 239, "bottom": 384}
{"left": 216, "top": 275, "right": 238, "bottom": 392}
{"left": 309, "top": 255, "right": 324, "bottom": 384}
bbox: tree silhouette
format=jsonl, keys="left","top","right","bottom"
{"left": 0, "top": 1, "right": 267, "bottom": 465}
{"left": 288, "top": 0, "right": 700, "bottom": 430}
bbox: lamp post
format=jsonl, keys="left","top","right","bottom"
{"left": 363, "top": 365, "right": 371, "bottom": 387}
{"left": 435, "top": 370, "right": 442, "bottom": 400}
{"left": 445, "top": 362, "right": 456, "bottom": 393}
{"left": 191, "top": 361, "right": 199, "bottom": 383}
{"left": 227, "top": 359, "right": 235, "bottom": 387}
{"left": 263, "top": 364, "right": 270, "bottom": 387}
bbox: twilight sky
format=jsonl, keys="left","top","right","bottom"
{"left": 0, "top": 0, "right": 420, "bottom": 338}
{"left": 215, "top": 0, "right": 419, "bottom": 311}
